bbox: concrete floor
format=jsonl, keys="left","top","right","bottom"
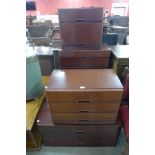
{"left": 27, "top": 129, "right": 128, "bottom": 155}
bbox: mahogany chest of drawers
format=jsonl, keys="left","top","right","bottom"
{"left": 45, "top": 69, "right": 123, "bottom": 124}
{"left": 58, "top": 8, "right": 103, "bottom": 50}
{"left": 59, "top": 49, "right": 111, "bottom": 69}
{"left": 37, "top": 100, "right": 122, "bottom": 146}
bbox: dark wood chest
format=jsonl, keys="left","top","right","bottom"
{"left": 58, "top": 8, "right": 103, "bottom": 50}
{"left": 45, "top": 69, "right": 123, "bottom": 124}
{"left": 37, "top": 100, "right": 122, "bottom": 146}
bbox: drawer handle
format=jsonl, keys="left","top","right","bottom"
{"left": 78, "top": 100, "right": 90, "bottom": 103}
{"left": 76, "top": 43, "right": 86, "bottom": 46}
{"left": 75, "top": 131, "right": 85, "bottom": 133}
{"left": 76, "top": 19, "right": 86, "bottom": 22}
{"left": 77, "top": 143, "right": 85, "bottom": 145}
{"left": 78, "top": 120, "right": 90, "bottom": 122}
{"left": 77, "top": 110, "right": 91, "bottom": 113}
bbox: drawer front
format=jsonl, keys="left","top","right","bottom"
{"left": 59, "top": 57, "right": 110, "bottom": 69}
{"left": 61, "top": 44, "right": 101, "bottom": 50}
{"left": 59, "top": 50, "right": 111, "bottom": 58}
{"left": 46, "top": 91, "right": 123, "bottom": 103}
{"left": 49, "top": 102, "right": 120, "bottom": 113}
{"left": 42, "top": 135, "right": 118, "bottom": 146}
{"left": 38, "top": 124, "right": 121, "bottom": 146}
{"left": 51, "top": 112, "right": 118, "bottom": 124}
{"left": 60, "top": 22, "right": 102, "bottom": 46}
{"left": 59, "top": 8, "right": 103, "bottom": 22}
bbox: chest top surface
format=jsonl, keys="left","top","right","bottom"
{"left": 46, "top": 69, "right": 123, "bottom": 91}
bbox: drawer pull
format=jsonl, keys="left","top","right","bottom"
{"left": 78, "top": 100, "right": 90, "bottom": 103}
{"left": 76, "top": 19, "right": 86, "bottom": 22}
{"left": 77, "top": 143, "right": 85, "bottom": 145}
{"left": 77, "top": 110, "right": 91, "bottom": 113}
{"left": 76, "top": 43, "right": 86, "bottom": 46}
{"left": 78, "top": 120, "right": 90, "bottom": 122}
{"left": 75, "top": 131, "right": 85, "bottom": 133}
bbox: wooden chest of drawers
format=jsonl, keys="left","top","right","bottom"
{"left": 59, "top": 49, "right": 111, "bottom": 69}
{"left": 58, "top": 8, "right": 103, "bottom": 50}
{"left": 45, "top": 69, "right": 123, "bottom": 124}
{"left": 37, "top": 100, "right": 122, "bottom": 146}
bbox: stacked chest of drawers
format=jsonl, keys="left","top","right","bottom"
{"left": 37, "top": 69, "right": 123, "bottom": 146}
{"left": 58, "top": 47, "right": 112, "bottom": 69}
{"left": 56, "top": 8, "right": 112, "bottom": 69}
{"left": 59, "top": 8, "right": 103, "bottom": 50}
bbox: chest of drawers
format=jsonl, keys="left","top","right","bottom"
{"left": 58, "top": 49, "right": 111, "bottom": 69}
{"left": 45, "top": 69, "right": 123, "bottom": 124}
{"left": 37, "top": 100, "right": 122, "bottom": 146}
{"left": 58, "top": 8, "right": 103, "bottom": 50}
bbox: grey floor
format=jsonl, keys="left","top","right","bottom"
{"left": 27, "top": 129, "right": 128, "bottom": 155}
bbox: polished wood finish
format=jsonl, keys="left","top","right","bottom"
{"left": 60, "top": 22, "right": 102, "bottom": 50}
{"left": 46, "top": 91, "right": 123, "bottom": 103}
{"left": 60, "top": 57, "right": 110, "bottom": 68}
{"left": 37, "top": 100, "right": 122, "bottom": 146}
{"left": 58, "top": 8, "right": 103, "bottom": 22}
{"left": 46, "top": 69, "right": 123, "bottom": 124}
{"left": 49, "top": 102, "right": 121, "bottom": 113}
{"left": 59, "top": 8, "right": 103, "bottom": 50}
{"left": 59, "top": 50, "right": 111, "bottom": 69}
{"left": 46, "top": 69, "right": 123, "bottom": 91}
{"left": 59, "top": 50, "right": 111, "bottom": 57}
{"left": 51, "top": 112, "right": 118, "bottom": 124}
{"left": 26, "top": 76, "right": 49, "bottom": 150}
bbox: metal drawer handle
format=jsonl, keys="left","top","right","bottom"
{"left": 76, "top": 43, "right": 86, "bottom": 46}
{"left": 77, "top": 143, "right": 85, "bottom": 145}
{"left": 75, "top": 131, "right": 85, "bottom": 133}
{"left": 77, "top": 110, "right": 91, "bottom": 113}
{"left": 76, "top": 19, "right": 86, "bottom": 22}
{"left": 78, "top": 120, "right": 90, "bottom": 122}
{"left": 78, "top": 100, "right": 90, "bottom": 103}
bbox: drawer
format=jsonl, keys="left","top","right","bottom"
{"left": 61, "top": 44, "right": 101, "bottom": 50}
{"left": 59, "top": 57, "right": 110, "bottom": 68}
{"left": 46, "top": 91, "right": 123, "bottom": 103}
{"left": 58, "top": 8, "right": 103, "bottom": 22}
{"left": 51, "top": 112, "right": 118, "bottom": 124}
{"left": 59, "top": 50, "right": 111, "bottom": 58}
{"left": 60, "top": 22, "right": 102, "bottom": 48}
{"left": 49, "top": 102, "right": 120, "bottom": 113}
{"left": 38, "top": 124, "right": 121, "bottom": 146}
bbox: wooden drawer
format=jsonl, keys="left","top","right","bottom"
{"left": 61, "top": 44, "right": 101, "bottom": 50}
{"left": 59, "top": 57, "right": 110, "bottom": 68}
{"left": 39, "top": 124, "right": 121, "bottom": 146}
{"left": 60, "top": 22, "right": 102, "bottom": 50}
{"left": 46, "top": 91, "right": 123, "bottom": 103}
{"left": 59, "top": 50, "right": 111, "bottom": 57}
{"left": 49, "top": 102, "right": 120, "bottom": 113}
{"left": 58, "top": 8, "right": 103, "bottom": 23}
{"left": 40, "top": 125, "right": 121, "bottom": 146}
{"left": 51, "top": 112, "right": 118, "bottom": 124}
{"left": 38, "top": 124, "right": 121, "bottom": 146}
